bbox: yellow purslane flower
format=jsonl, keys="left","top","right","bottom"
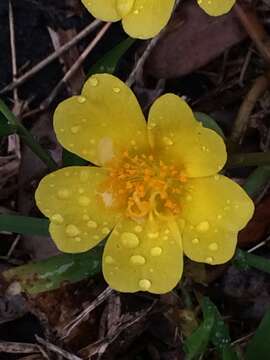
{"left": 197, "top": 0, "right": 236, "bottom": 16}
{"left": 81, "top": 0, "right": 175, "bottom": 39}
{"left": 35, "top": 73, "right": 254, "bottom": 294}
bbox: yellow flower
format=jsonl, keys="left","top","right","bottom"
{"left": 197, "top": 0, "right": 236, "bottom": 16}
{"left": 81, "top": 0, "right": 175, "bottom": 39}
{"left": 35, "top": 74, "right": 254, "bottom": 294}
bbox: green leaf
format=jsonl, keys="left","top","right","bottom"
{"left": 194, "top": 112, "right": 225, "bottom": 138}
{"left": 0, "top": 112, "right": 16, "bottom": 136}
{"left": 184, "top": 298, "right": 216, "bottom": 359}
{"left": 184, "top": 298, "right": 239, "bottom": 360}
{"left": 87, "top": 37, "right": 136, "bottom": 77}
{"left": 245, "top": 308, "right": 270, "bottom": 360}
{"left": 243, "top": 166, "right": 270, "bottom": 198}
{"left": 62, "top": 148, "right": 88, "bottom": 166}
{"left": 0, "top": 99, "right": 57, "bottom": 170}
{"left": 235, "top": 249, "right": 270, "bottom": 274}
{"left": 0, "top": 214, "right": 49, "bottom": 237}
{"left": 3, "top": 245, "right": 103, "bottom": 294}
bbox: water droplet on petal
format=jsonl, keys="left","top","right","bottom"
{"left": 102, "top": 227, "right": 110, "bottom": 235}
{"left": 90, "top": 77, "right": 98, "bottom": 86}
{"left": 134, "top": 225, "right": 143, "bottom": 233}
{"left": 205, "top": 256, "right": 213, "bottom": 264}
{"left": 116, "top": 0, "right": 134, "bottom": 16}
{"left": 113, "top": 87, "right": 121, "bottom": 93}
{"left": 147, "top": 232, "right": 159, "bottom": 239}
{"left": 150, "top": 247, "right": 162, "bottom": 256}
{"left": 121, "top": 232, "right": 139, "bottom": 248}
{"left": 192, "top": 238, "right": 199, "bottom": 244}
{"left": 217, "top": 214, "right": 222, "bottom": 220}
{"left": 65, "top": 224, "right": 80, "bottom": 237}
{"left": 77, "top": 96, "right": 86, "bottom": 104}
{"left": 51, "top": 214, "right": 64, "bottom": 224}
{"left": 57, "top": 189, "right": 70, "bottom": 199}
{"left": 163, "top": 136, "right": 174, "bottom": 146}
{"left": 139, "top": 279, "right": 151, "bottom": 290}
{"left": 130, "top": 255, "right": 146, "bottom": 265}
{"left": 71, "top": 125, "right": 80, "bottom": 134}
{"left": 196, "top": 221, "right": 210, "bottom": 232}
{"left": 78, "top": 196, "right": 90, "bottom": 206}
{"left": 87, "top": 220, "right": 97, "bottom": 228}
{"left": 105, "top": 255, "right": 114, "bottom": 264}
{"left": 209, "top": 242, "right": 218, "bottom": 251}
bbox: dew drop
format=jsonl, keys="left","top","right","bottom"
{"left": 51, "top": 214, "right": 64, "bottom": 224}
{"left": 205, "top": 256, "right": 213, "bottom": 264}
{"left": 87, "top": 220, "right": 97, "bottom": 228}
{"left": 150, "top": 247, "right": 162, "bottom": 256}
{"left": 130, "top": 255, "right": 146, "bottom": 265}
{"left": 71, "top": 125, "right": 80, "bottom": 134}
{"left": 147, "top": 232, "right": 159, "bottom": 239}
{"left": 57, "top": 189, "right": 70, "bottom": 199}
{"left": 133, "top": 9, "right": 139, "bottom": 14}
{"left": 65, "top": 224, "right": 80, "bottom": 237}
{"left": 196, "top": 221, "right": 210, "bottom": 232}
{"left": 121, "top": 232, "right": 139, "bottom": 248}
{"left": 90, "top": 77, "right": 98, "bottom": 86}
{"left": 192, "top": 238, "right": 199, "bottom": 244}
{"left": 78, "top": 196, "right": 90, "bottom": 206}
{"left": 113, "top": 87, "right": 121, "bottom": 93}
{"left": 209, "top": 242, "right": 218, "bottom": 251}
{"left": 77, "top": 96, "right": 86, "bottom": 104}
{"left": 163, "top": 136, "right": 174, "bottom": 146}
{"left": 102, "top": 227, "right": 110, "bottom": 235}
{"left": 139, "top": 279, "right": 151, "bottom": 290}
{"left": 217, "top": 214, "right": 222, "bottom": 220}
{"left": 105, "top": 255, "right": 114, "bottom": 264}
{"left": 134, "top": 225, "right": 143, "bottom": 233}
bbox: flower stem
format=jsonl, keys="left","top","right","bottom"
{"left": 0, "top": 99, "right": 58, "bottom": 171}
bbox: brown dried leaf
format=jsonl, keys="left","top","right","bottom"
{"left": 145, "top": 2, "right": 246, "bottom": 79}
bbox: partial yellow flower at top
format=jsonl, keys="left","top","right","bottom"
{"left": 81, "top": 0, "right": 175, "bottom": 39}
{"left": 197, "top": 0, "right": 236, "bottom": 16}
{"left": 35, "top": 74, "right": 254, "bottom": 294}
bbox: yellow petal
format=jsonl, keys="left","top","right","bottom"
{"left": 122, "top": 0, "right": 175, "bottom": 39}
{"left": 197, "top": 0, "right": 236, "bottom": 16}
{"left": 81, "top": 0, "right": 121, "bottom": 22}
{"left": 148, "top": 94, "right": 227, "bottom": 177}
{"left": 181, "top": 175, "right": 254, "bottom": 264}
{"left": 103, "top": 216, "right": 183, "bottom": 293}
{"left": 35, "top": 167, "right": 120, "bottom": 253}
{"left": 54, "top": 74, "right": 149, "bottom": 166}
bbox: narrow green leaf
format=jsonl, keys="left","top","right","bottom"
{"left": 0, "top": 214, "right": 49, "bottom": 237}
{"left": 62, "top": 148, "right": 88, "bottom": 166}
{"left": 194, "top": 112, "right": 225, "bottom": 138}
{"left": 3, "top": 245, "right": 103, "bottom": 294}
{"left": 235, "top": 249, "right": 270, "bottom": 274}
{"left": 0, "top": 99, "right": 57, "bottom": 171}
{"left": 243, "top": 166, "right": 270, "bottom": 198}
{"left": 87, "top": 37, "right": 136, "bottom": 77}
{"left": 245, "top": 308, "right": 270, "bottom": 360}
{"left": 0, "top": 112, "right": 16, "bottom": 136}
{"left": 184, "top": 298, "right": 216, "bottom": 359}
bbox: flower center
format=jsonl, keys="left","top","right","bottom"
{"left": 105, "top": 151, "right": 187, "bottom": 219}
